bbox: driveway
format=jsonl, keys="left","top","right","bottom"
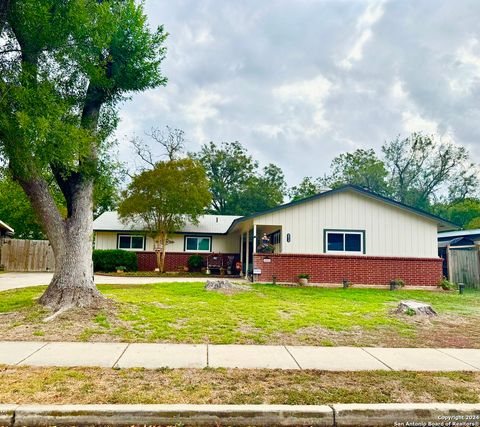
{"left": 0, "top": 272, "right": 210, "bottom": 292}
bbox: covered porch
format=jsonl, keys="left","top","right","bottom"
{"left": 233, "top": 220, "right": 282, "bottom": 278}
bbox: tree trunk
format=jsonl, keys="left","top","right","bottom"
{"left": 39, "top": 227, "right": 102, "bottom": 311}
{"left": 161, "top": 233, "right": 167, "bottom": 273}
{"left": 156, "top": 232, "right": 167, "bottom": 273}
{"left": 155, "top": 235, "right": 162, "bottom": 272}
{"left": 18, "top": 175, "right": 103, "bottom": 311}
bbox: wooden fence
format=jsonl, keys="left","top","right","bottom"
{"left": 448, "top": 246, "right": 480, "bottom": 289}
{"left": 0, "top": 239, "right": 55, "bottom": 272}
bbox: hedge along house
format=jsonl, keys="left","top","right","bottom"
{"left": 93, "top": 185, "right": 457, "bottom": 286}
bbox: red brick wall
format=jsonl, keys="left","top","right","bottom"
{"left": 136, "top": 252, "right": 240, "bottom": 272}
{"left": 253, "top": 253, "right": 443, "bottom": 287}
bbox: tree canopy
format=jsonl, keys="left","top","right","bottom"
{"left": 191, "top": 141, "right": 287, "bottom": 215}
{"left": 0, "top": 0, "right": 167, "bottom": 310}
{"left": 294, "top": 133, "right": 479, "bottom": 218}
{"left": 118, "top": 158, "right": 211, "bottom": 272}
{"left": 322, "top": 148, "right": 390, "bottom": 195}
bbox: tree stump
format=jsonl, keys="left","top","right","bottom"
{"left": 204, "top": 280, "right": 250, "bottom": 295}
{"left": 396, "top": 300, "right": 437, "bottom": 316}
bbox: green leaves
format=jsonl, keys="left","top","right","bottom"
{"left": 118, "top": 159, "right": 212, "bottom": 236}
{"left": 192, "top": 141, "right": 287, "bottom": 215}
{"left": 0, "top": 0, "right": 167, "bottom": 226}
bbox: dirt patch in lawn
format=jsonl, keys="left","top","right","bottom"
{"left": 1, "top": 366, "right": 479, "bottom": 405}
{"left": 0, "top": 300, "right": 133, "bottom": 342}
{"left": 273, "top": 314, "right": 480, "bottom": 348}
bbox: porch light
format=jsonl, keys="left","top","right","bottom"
{"left": 286, "top": 233, "right": 291, "bottom": 243}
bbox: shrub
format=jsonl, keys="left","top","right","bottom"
{"left": 298, "top": 273, "right": 310, "bottom": 279}
{"left": 93, "top": 250, "right": 138, "bottom": 272}
{"left": 257, "top": 243, "right": 275, "bottom": 253}
{"left": 438, "top": 277, "right": 458, "bottom": 291}
{"left": 390, "top": 278, "right": 405, "bottom": 290}
{"left": 187, "top": 254, "right": 204, "bottom": 270}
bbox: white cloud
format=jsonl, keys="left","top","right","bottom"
{"left": 273, "top": 75, "right": 333, "bottom": 104}
{"left": 402, "top": 111, "right": 438, "bottom": 135}
{"left": 273, "top": 75, "right": 333, "bottom": 134}
{"left": 182, "top": 89, "right": 225, "bottom": 124}
{"left": 449, "top": 37, "right": 480, "bottom": 95}
{"left": 340, "top": 1, "right": 385, "bottom": 69}
{"left": 391, "top": 79, "right": 408, "bottom": 101}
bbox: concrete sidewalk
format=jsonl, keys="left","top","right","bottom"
{"left": 1, "top": 341, "right": 479, "bottom": 371}
{"left": 0, "top": 272, "right": 211, "bottom": 291}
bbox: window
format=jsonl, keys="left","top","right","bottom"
{"left": 118, "top": 235, "right": 144, "bottom": 251}
{"left": 325, "top": 230, "right": 364, "bottom": 253}
{"left": 270, "top": 231, "right": 281, "bottom": 245}
{"left": 185, "top": 236, "right": 211, "bottom": 252}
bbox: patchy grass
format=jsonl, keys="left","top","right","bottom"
{"left": 0, "top": 366, "right": 479, "bottom": 404}
{"left": 0, "top": 283, "right": 479, "bottom": 347}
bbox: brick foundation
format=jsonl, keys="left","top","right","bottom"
{"left": 254, "top": 253, "right": 443, "bottom": 287}
{"left": 136, "top": 252, "right": 240, "bottom": 272}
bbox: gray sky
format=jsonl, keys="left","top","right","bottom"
{"left": 116, "top": 0, "right": 480, "bottom": 186}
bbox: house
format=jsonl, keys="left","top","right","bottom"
{"left": 438, "top": 229, "right": 480, "bottom": 288}
{"left": 0, "top": 220, "right": 14, "bottom": 267}
{"left": 0, "top": 220, "right": 14, "bottom": 243}
{"left": 93, "top": 185, "right": 457, "bottom": 287}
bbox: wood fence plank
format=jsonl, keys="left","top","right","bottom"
{"left": 0, "top": 239, "right": 54, "bottom": 272}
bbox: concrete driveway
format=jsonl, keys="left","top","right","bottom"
{"left": 0, "top": 272, "right": 210, "bottom": 292}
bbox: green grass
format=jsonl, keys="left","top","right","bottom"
{"left": 0, "top": 283, "right": 479, "bottom": 346}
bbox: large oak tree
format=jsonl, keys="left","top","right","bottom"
{"left": 0, "top": 0, "right": 167, "bottom": 311}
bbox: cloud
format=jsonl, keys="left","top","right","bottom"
{"left": 114, "top": 0, "right": 480, "bottom": 186}
{"left": 272, "top": 75, "right": 333, "bottom": 134}
{"left": 339, "top": 1, "right": 385, "bottom": 69}
{"left": 402, "top": 111, "right": 438, "bottom": 135}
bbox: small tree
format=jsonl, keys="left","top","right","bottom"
{"left": 118, "top": 159, "right": 211, "bottom": 273}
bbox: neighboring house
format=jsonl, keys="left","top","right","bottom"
{"left": 93, "top": 185, "right": 457, "bottom": 287}
{"left": 0, "top": 220, "right": 14, "bottom": 267}
{"left": 0, "top": 220, "right": 14, "bottom": 243}
{"left": 438, "top": 229, "right": 480, "bottom": 288}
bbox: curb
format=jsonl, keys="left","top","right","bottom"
{"left": 1, "top": 403, "right": 479, "bottom": 426}
{"left": 11, "top": 404, "right": 333, "bottom": 426}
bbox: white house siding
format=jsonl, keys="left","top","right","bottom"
{"left": 94, "top": 232, "right": 239, "bottom": 253}
{"left": 253, "top": 190, "right": 438, "bottom": 258}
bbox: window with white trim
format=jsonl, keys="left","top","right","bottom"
{"left": 185, "top": 236, "right": 211, "bottom": 252}
{"left": 118, "top": 235, "right": 144, "bottom": 251}
{"left": 325, "top": 231, "right": 364, "bottom": 253}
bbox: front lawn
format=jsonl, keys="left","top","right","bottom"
{"left": 0, "top": 283, "right": 479, "bottom": 347}
{"left": 1, "top": 366, "right": 479, "bottom": 404}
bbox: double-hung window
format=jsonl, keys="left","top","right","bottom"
{"left": 118, "top": 235, "right": 145, "bottom": 251}
{"left": 325, "top": 230, "right": 364, "bottom": 254}
{"left": 185, "top": 236, "right": 211, "bottom": 252}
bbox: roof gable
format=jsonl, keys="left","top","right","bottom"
{"left": 227, "top": 185, "right": 458, "bottom": 232}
